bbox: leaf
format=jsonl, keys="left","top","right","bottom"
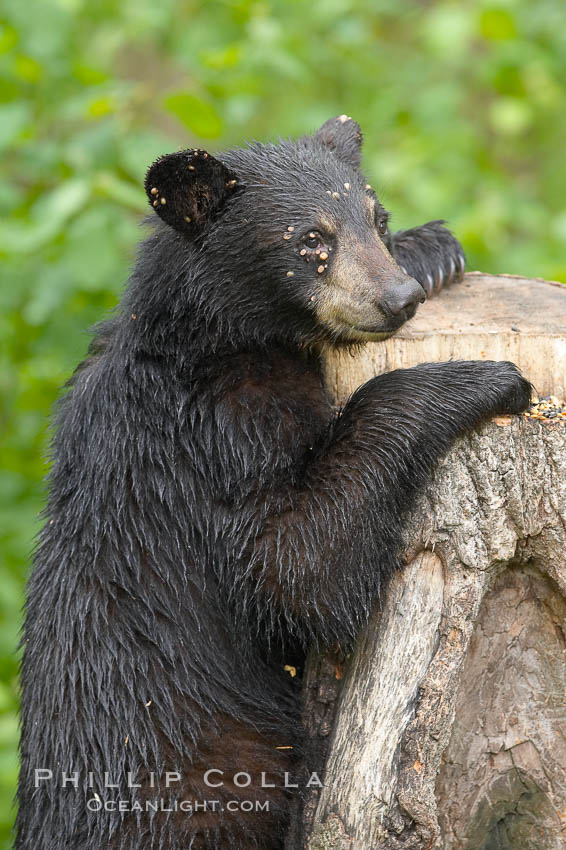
{"left": 163, "top": 93, "right": 223, "bottom": 139}
{"left": 479, "top": 8, "right": 517, "bottom": 41}
{"left": 0, "top": 102, "right": 30, "bottom": 152}
{"left": 93, "top": 172, "right": 145, "bottom": 211}
{"left": 32, "top": 178, "right": 90, "bottom": 223}
{"left": 0, "top": 179, "right": 90, "bottom": 254}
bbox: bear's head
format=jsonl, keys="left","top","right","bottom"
{"left": 144, "top": 116, "right": 425, "bottom": 349}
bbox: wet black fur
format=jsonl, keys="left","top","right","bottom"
{"left": 17, "top": 117, "right": 531, "bottom": 850}
{"left": 385, "top": 219, "right": 465, "bottom": 296}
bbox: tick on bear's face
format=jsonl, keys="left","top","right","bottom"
{"left": 144, "top": 115, "right": 426, "bottom": 345}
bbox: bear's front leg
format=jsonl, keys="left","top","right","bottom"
{"left": 386, "top": 220, "right": 466, "bottom": 297}
{"left": 244, "top": 360, "right": 531, "bottom": 647}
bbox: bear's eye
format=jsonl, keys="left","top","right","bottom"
{"left": 304, "top": 231, "right": 322, "bottom": 249}
{"left": 377, "top": 217, "right": 388, "bottom": 237}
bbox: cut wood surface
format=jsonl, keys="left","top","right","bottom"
{"left": 325, "top": 273, "right": 566, "bottom": 403}
{"left": 298, "top": 273, "right": 566, "bottom": 850}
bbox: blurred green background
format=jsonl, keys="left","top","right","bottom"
{"left": 0, "top": 0, "right": 565, "bottom": 842}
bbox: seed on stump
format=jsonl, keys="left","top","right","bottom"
{"left": 524, "top": 395, "right": 566, "bottom": 421}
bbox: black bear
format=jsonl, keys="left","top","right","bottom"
{"left": 17, "top": 116, "right": 530, "bottom": 850}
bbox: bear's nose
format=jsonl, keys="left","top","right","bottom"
{"left": 382, "top": 276, "right": 426, "bottom": 318}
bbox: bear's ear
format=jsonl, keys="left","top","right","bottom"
{"left": 144, "top": 149, "right": 240, "bottom": 237}
{"left": 312, "top": 115, "right": 363, "bottom": 168}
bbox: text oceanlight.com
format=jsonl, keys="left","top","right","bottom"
{"left": 87, "top": 798, "right": 272, "bottom": 813}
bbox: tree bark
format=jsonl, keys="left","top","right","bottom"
{"left": 297, "top": 273, "right": 566, "bottom": 850}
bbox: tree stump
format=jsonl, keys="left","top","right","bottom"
{"left": 298, "top": 273, "right": 566, "bottom": 850}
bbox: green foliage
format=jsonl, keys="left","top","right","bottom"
{"left": 0, "top": 0, "right": 564, "bottom": 843}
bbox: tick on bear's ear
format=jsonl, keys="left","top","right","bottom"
{"left": 144, "top": 149, "right": 240, "bottom": 237}
{"left": 313, "top": 115, "right": 363, "bottom": 168}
